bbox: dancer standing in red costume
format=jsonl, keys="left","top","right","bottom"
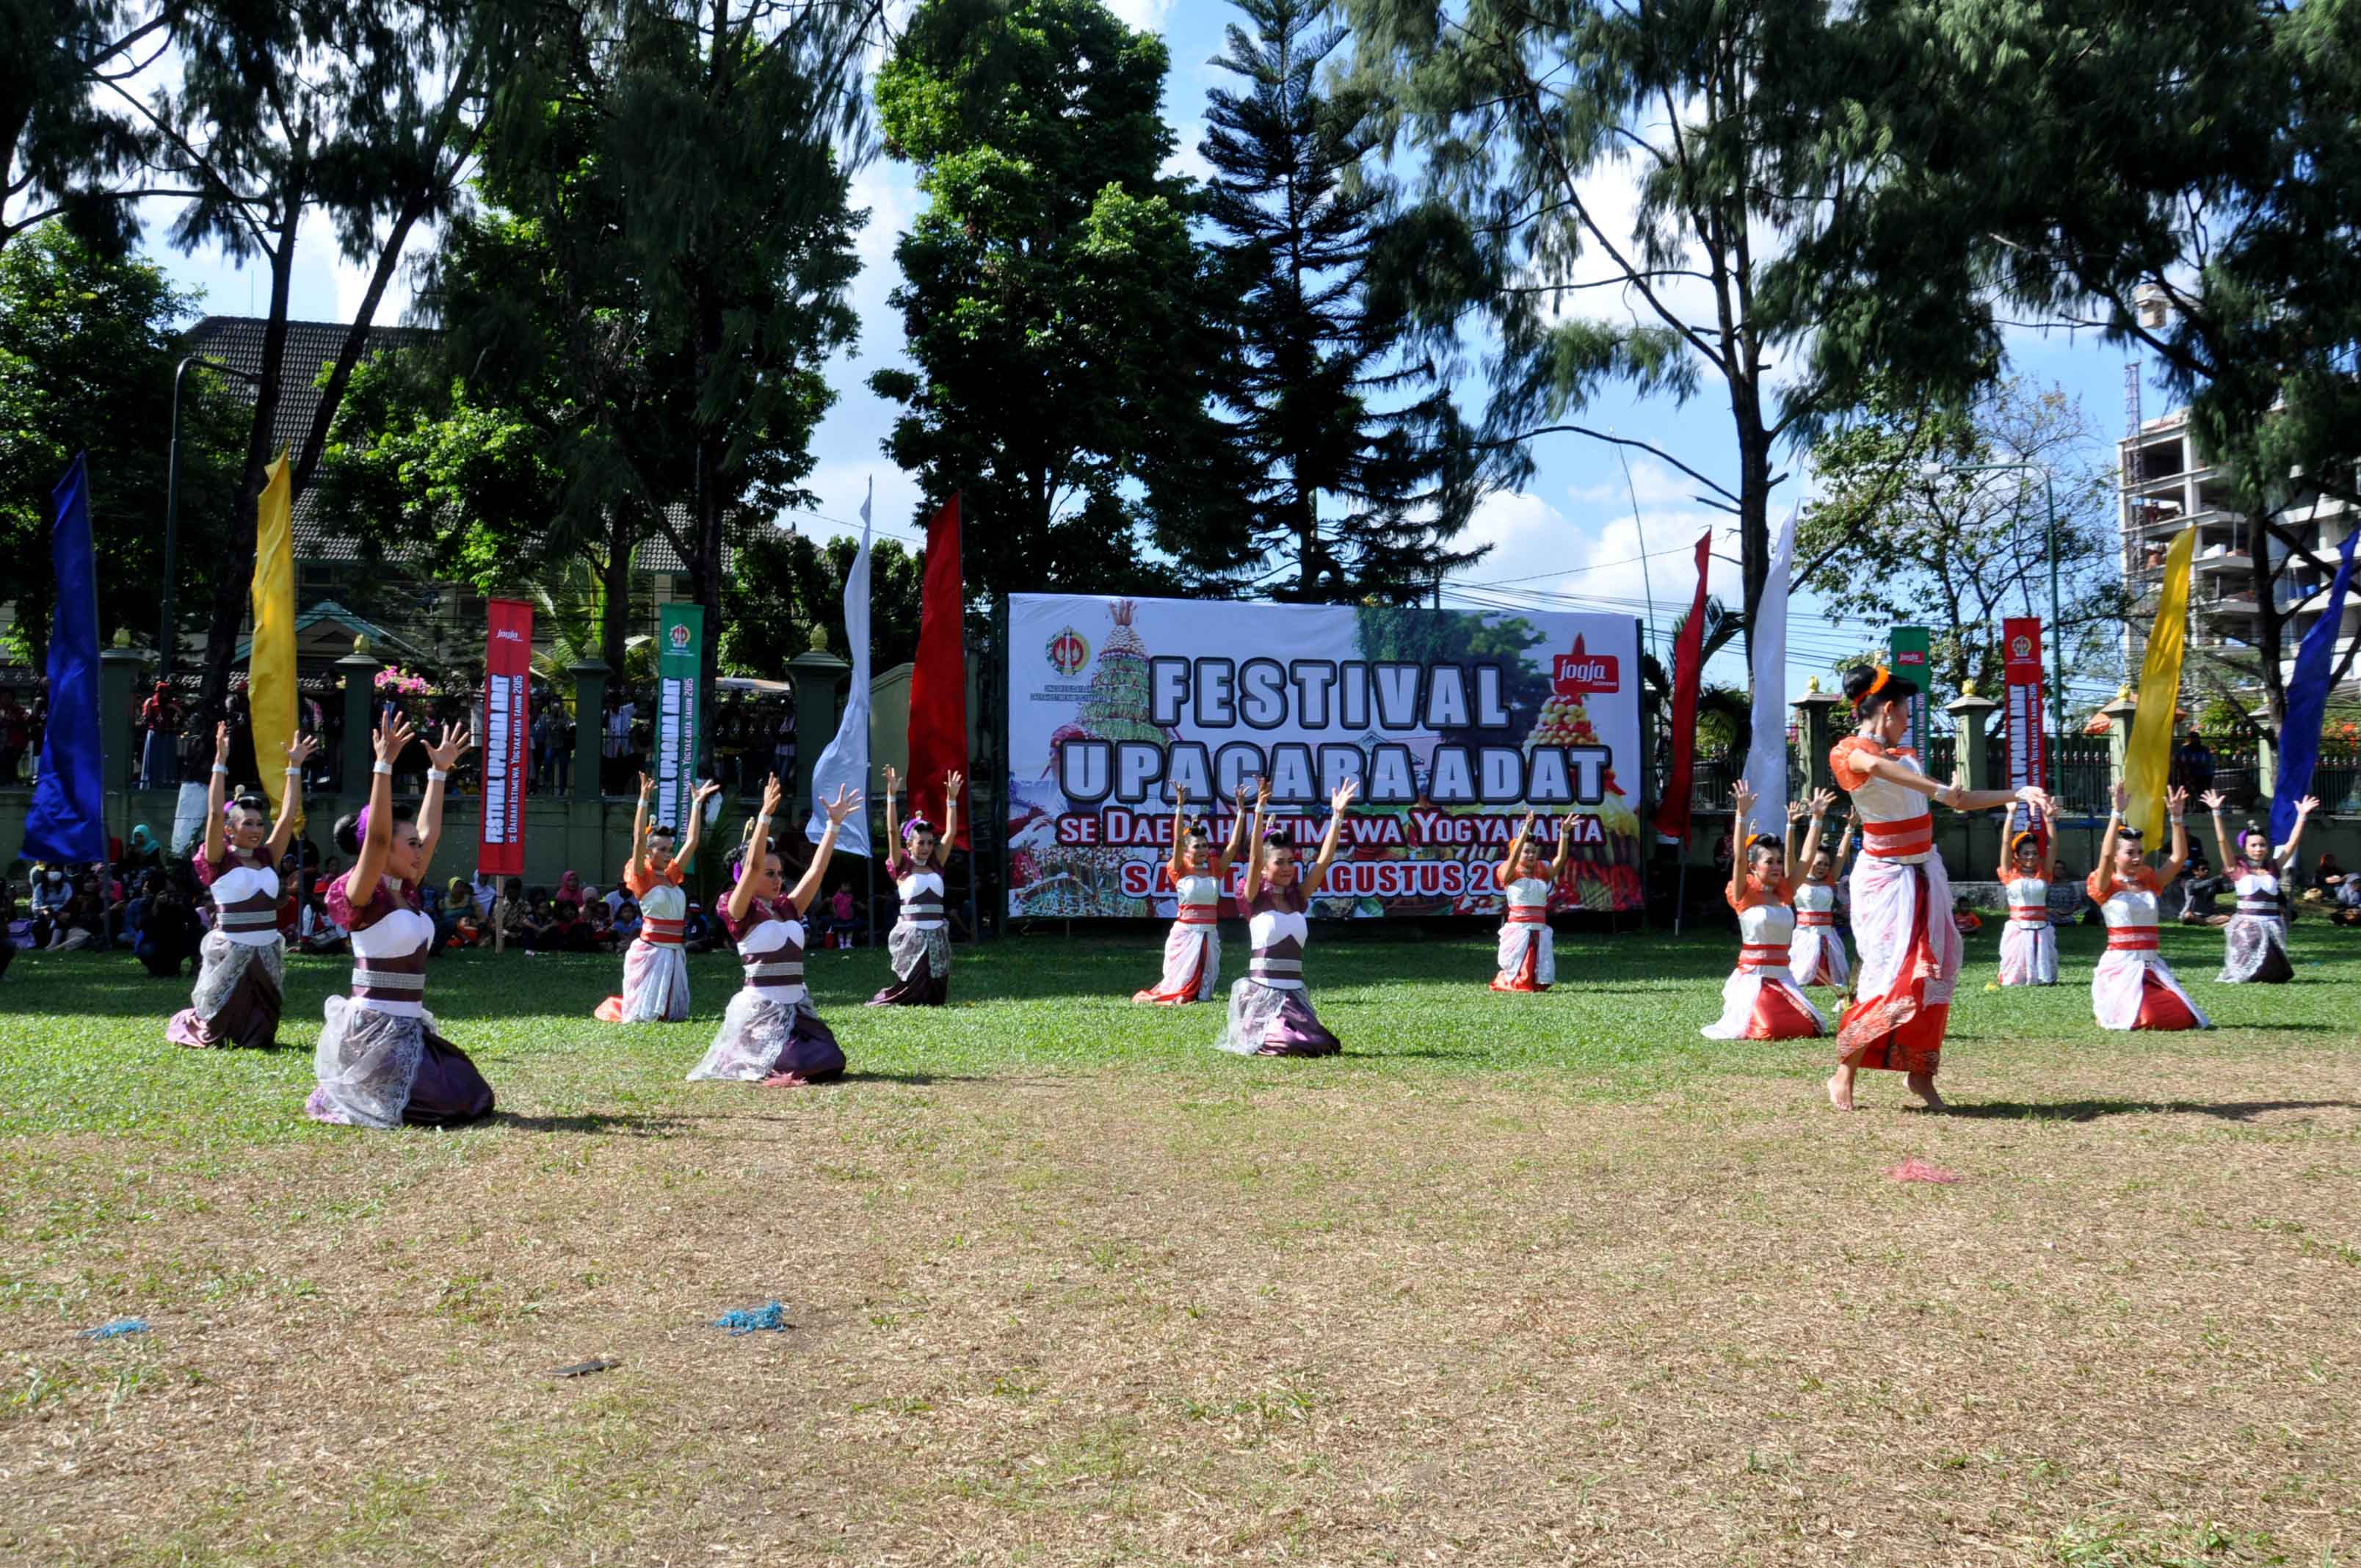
{"left": 1701, "top": 780, "right": 1827, "bottom": 1039}
{"left": 1827, "top": 664, "right": 2048, "bottom": 1111}
{"left": 1490, "top": 808, "right": 1576, "bottom": 992}
{"left": 1995, "top": 797, "right": 2061, "bottom": 987}
{"left": 1134, "top": 783, "right": 1250, "bottom": 1005}
{"left": 2088, "top": 782, "right": 2210, "bottom": 1030}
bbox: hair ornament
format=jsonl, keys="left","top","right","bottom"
{"left": 1864, "top": 666, "right": 1891, "bottom": 698}
{"left": 1261, "top": 821, "right": 1294, "bottom": 846}
{"left": 902, "top": 815, "right": 936, "bottom": 844}
{"left": 353, "top": 804, "right": 372, "bottom": 843}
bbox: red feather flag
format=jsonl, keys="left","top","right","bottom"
{"left": 908, "top": 493, "right": 971, "bottom": 849}
{"left": 1652, "top": 531, "right": 1713, "bottom": 843}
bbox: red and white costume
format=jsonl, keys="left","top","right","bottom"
{"left": 1135, "top": 872, "right": 1224, "bottom": 1004}
{"left": 1996, "top": 875, "right": 2058, "bottom": 986}
{"left": 1786, "top": 879, "right": 1849, "bottom": 987}
{"left": 2088, "top": 868, "right": 2209, "bottom": 1031}
{"left": 1702, "top": 875, "right": 1826, "bottom": 1039}
{"left": 1490, "top": 875, "right": 1555, "bottom": 992}
{"left": 1829, "top": 738, "right": 1959, "bottom": 1078}
{"left": 596, "top": 861, "right": 691, "bottom": 1022}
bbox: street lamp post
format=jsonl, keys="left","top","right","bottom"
{"left": 1929, "top": 460, "right": 2067, "bottom": 806}
{"left": 161, "top": 354, "right": 263, "bottom": 683}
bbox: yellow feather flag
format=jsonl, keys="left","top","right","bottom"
{"left": 2123, "top": 526, "right": 2197, "bottom": 842}
{"left": 249, "top": 448, "right": 299, "bottom": 829}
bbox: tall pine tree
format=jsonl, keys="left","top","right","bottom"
{"left": 1198, "top": 0, "right": 1480, "bottom": 602}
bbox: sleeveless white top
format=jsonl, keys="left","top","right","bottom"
{"left": 897, "top": 868, "right": 946, "bottom": 929}
{"left": 736, "top": 912, "right": 808, "bottom": 1004}
{"left": 349, "top": 904, "right": 433, "bottom": 1018}
{"left": 1844, "top": 746, "right": 1935, "bottom": 865}
{"left": 2232, "top": 867, "right": 2282, "bottom": 915}
{"left": 1504, "top": 876, "right": 1551, "bottom": 913}
{"left": 2004, "top": 876, "right": 2050, "bottom": 923}
{"left": 1793, "top": 881, "right": 1837, "bottom": 915}
{"left": 1247, "top": 907, "right": 1308, "bottom": 990}
{"left": 2102, "top": 882, "right": 2161, "bottom": 929}
{"left": 1738, "top": 900, "right": 1796, "bottom": 947}
{"left": 211, "top": 861, "right": 283, "bottom": 947}
{"left": 639, "top": 879, "right": 687, "bottom": 921}
{"left": 1173, "top": 873, "right": 1222, "bottom": 911}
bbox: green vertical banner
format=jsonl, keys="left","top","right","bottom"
{"left": 1888, "top": 625, "right": 1932, "bottom": 755}
{"left": 656, "top": 603, "right": 704, "bottom": 832}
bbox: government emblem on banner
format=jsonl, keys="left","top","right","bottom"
{"left": 1048, "top": 625, "right": 1089, "bottom": 677}
{"left": 668, "top": 620, "right": 692, "bottom": 652}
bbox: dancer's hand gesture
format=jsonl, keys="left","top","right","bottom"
{"left": 1518, "top": 810, "right": 1537, "bottom": 835}
{"left": 426, "top": 722, "right": 472, "bottom": 773}
{"left": 2111, "top": 780, "right": 2130, "bottom": 814}
{"left": 1329, "top": 776, "right": 1360, "bottom": 813}
{"left": 373, "top": 708, "right": 416, "bottom": 765}
{"left": 284, "top": 733, "right": 319, "bottom": 768}
{"left": 1254, "top": 777, "right": 1271, "bottom": 809}
{"left": 758, "top": 774, "right": 783, "bottom": 819}
{"left": 822, "top": 785, "right": 861, "bottom": 825}
{"left": 1810, "top": 788, "right": 1837, "bottom": 817}
{"left": 1174, "top": 783, "right": 1189, "bottom": 808}
{"left": 944, "top": 769, "right": 964, "bottom": 801}
{"left": 1232, "top": 782, "right": 1250, "bottom": 813}
{"left": 2200, "top": 788, "right": 2226, "bottom": 813}
{"left": 2297, "top": 794, "right": 2321, "bottom": 818}
{"left": 880, "top": 764, "right": 899, "bottom": 797}
{"left": 2042, "top": 794, "right": 2061, "bottom": 825}
{"left": 214, "top": 720, "right": 232, "bottom": 763}
{"left": 1732, "top": 777, "right": 1755, "bottom": 827}
{"left": 1786, "top": 798, "right": 1806, "bottom": 822}
{"left": 2166, "top": 785, "right": 2189, "bottom": 819}
{"left": 639, "top": 772, "right": 656, "bottom": 804}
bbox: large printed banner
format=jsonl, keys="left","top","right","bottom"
{"left": 1006, "top": 595, "right": 1645, "bottom": 918}
{"left": 1889, "top": 625, "right": 1932, "bottom": 753}
{"left": 2001, "top": 616, "right": 2047, "bottom": 795}
{"left": 476, "top": 598, "right": 533, "bottom": 876}
{"left": 656, "top": 604, "right": 703, "bottom": 832}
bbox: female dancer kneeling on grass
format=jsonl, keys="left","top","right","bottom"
{"left": 595, "top": 772, "right": 720, "bottom": 1022}
{"left": 1827, "top": 664, "right": 2050, "bottom": 1111}
{"left": 169, "top": 721, "right": 319, "bottom": 1049}
{"left": 1218, "top": 778, "right": 1354, "bottom": 1057}
{"left": 2089, "top": 782, "right": 2210, "bottom": 1029}
{"left": 305, "top": 712, "right": 495, "bottom": 1128}
{"left": 1785, "top": 791, "right": 1852, "bottom": 989}
{"left": 1702, "top": 780, "right": 1827, "bottom": 1040}
{"left": 871, "top": 764, "right": 961, "bottom": 1006}
{"left": 1995, "top": 797, "right": 2061, "bottom": 987}
{"left": 2202, "top": 788, "right": 2317, "bottom": 984}
{"left": 688, "top": 775, "right": 861, "bottom": 1086}
{"left": 1491, "top": 808, "right": 1575, "bottom": 992}
{"left": 1134, "top": 783, "right": 1249, "bottom": 1004}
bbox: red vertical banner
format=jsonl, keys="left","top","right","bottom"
{"left": 2001, "top": 616, "right": 2046, "bottom": 795}
{"left": 478, "top": 598, "right": 533, "bottom": 877}
{"left": 1651, "top": 531, "right": 1713, "bottom": 843}
{"left": 909, "top": 494, "right": 971, "bottom": 849}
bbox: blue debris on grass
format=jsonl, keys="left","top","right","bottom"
{"left": 79, "top": 1318, "right": 148, "bottom": 1340}
{"left": 711, "top": 1301, "right": 787, "bottom": 1335}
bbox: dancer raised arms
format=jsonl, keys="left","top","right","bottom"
{"left": 1219, "top": 777, "right": 1353, "bottom": 1056}
{"left": 1134, "top": 783, "right": 1249, "bottom": 1005}
{"left": 306, "top": 712, "right": 494, "bottom": 1128}
{"left": 2087, "top": 783, "right": 2209, "bottom": 1028}
{"left": 689, "top": 777, "right": 861, "bottom": 1086}
{"left": 1785, "top": 790, "right": 1851, "bottom": 989}
{"left": 1995, "top": 798, "right": 2061, "bottom": 986}
{"left": 1490, "top": 808, "right": 1575, "bottom": 992}
{"left": 170, "top": 723, "right": 319, "bottom": 1050}
{"left": 1827, "top": 663, "right": 2049, "bottom": 1111}
{"left": 2202, "top": 789, "right": 2315, "bottom": 984}
{"left": 1702, "top": 780, "right": 1826, "bottom": 1040}
{"left": 597, "top": 773, "right": 721, "bottom": 1022}
{"left": 871, "top": 766, "right": 962, "bottom": 1006}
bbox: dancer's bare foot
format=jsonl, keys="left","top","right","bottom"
{"left": 760, "top": 1070, "right": 810, "bottom": 1089}
{"left": 1906, "top": 1071, "right": 1945, "bottom": 1111}
{"left": 1826, "top": 1070, "right": 1855, "bottom": 1112}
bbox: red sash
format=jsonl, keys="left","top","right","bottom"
{"left": 1506, "top": 907, "right": 1547, "bottom": 924}
{"left": 2106, "top": 925, "right": 2159, "bottom": 951}
{"left": 1738, "top": 942, "right": 1791, "bottom": 971}
{"left": 1795, "top": 911, "right": 1835, "bottom": 927}
{"left": 2008, "top": 907, "right": 2049, "bottom": 925}
{"left": 640, "top": 918, "right": 684, "bottom": 948}
{"left": 1176, "top": 907, "right": 1217, "bottom": 926}
{"left": 1861, "top": 813, "right": 1933, "bottom": 858}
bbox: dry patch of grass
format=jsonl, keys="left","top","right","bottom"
{"left": 7, "top": 1045, "right": 2360, "bottom": 1565}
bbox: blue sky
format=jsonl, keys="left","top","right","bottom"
{"left": 130, "top": 0, "right": 2146, "bottom": 711}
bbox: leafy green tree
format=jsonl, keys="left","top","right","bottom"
{"left": 720, "top": 528, "right": 924, "bottom": 678}
{"left": 1799, "top": 378, "right": 2125, "bottom": 700}
{"left": 1333, "top": 0, "right": 1981, "bottom": 652}
{"left": 438, "top": 0, "right": 871, "bottom": 703}
{"left": 1, "top": 0, "right": 171, "bottom": 255}
{"left": 120, "top": 0, "right": 535, "bottom": 714}
{"left": 0, "top": 220, "right": 242, "bottom": 664}
{"left": 871, "top": 0, "right": 1212, "bottom": 603}
{"left": 1846, "top": 0, "right": 2361, "bottom": 733}
{"left": 1197, "top": 0, "right": 1482, "bottom": 602}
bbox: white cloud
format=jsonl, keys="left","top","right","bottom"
{"left": 1564, "top": 457, "right": 1698, "bottom": 510}
{"left": 1164, "top": 115, "right": 1213, "bottom": 187}
{"left": 1106, "top": 0, "right": 1174, "bottom": 32}
{"left": 1451, "top": 486, "right": 1736, "bottom": 621}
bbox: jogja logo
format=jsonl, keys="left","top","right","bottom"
{"left": 668, "top": 622, "right": 692, "bottom": 651}
{"left": 493, "top": 627, "right": 523, "bottom": 643}
{"left": 1047, "top": 625, "right": 1089, "bottom": 677}
{"left": 1551, "top": 636, "right": 1619, "bottom": 697}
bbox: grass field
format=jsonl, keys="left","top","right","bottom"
{"left": 2, "top": 919, "right": 2358, "bottom": 1567}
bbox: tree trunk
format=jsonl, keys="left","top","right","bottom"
{"left": 197, "top": 192, "right": 305, "bottom": 717}
{"left": 2248, "top": 526, "right": 2289, "bottom": 736}
{"left": 599, "top": 512, "right": 635, "bottom": 674}
{"left": 1733, "top": 401, "right": 1774, "bottom": 661}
